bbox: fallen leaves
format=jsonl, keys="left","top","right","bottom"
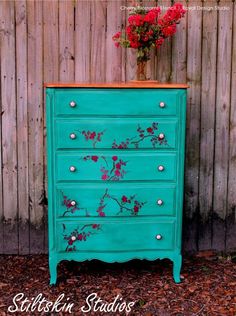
{"left": 0, "top": 255, "right": 235, "bottom": 315}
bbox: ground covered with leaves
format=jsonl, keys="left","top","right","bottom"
{"left": 0, "top": 253, "right": 235, "bottom": 315}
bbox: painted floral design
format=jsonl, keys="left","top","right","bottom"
{"left": 82, "top": 155, "right": 128, "bottom": 181}
{"left": 63, "top": 224, "right": 101, "bottom": 252}
{"left": 79, "top": 130, "right": 105, "bottom": 148}
{"left": 112, "top": 122, "right": 168, "bottom": 149}
{"left": 61, "top": 192, "right": 88, "bottom": 216}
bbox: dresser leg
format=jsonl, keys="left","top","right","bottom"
{"left": 173, "top": 255, "right": 182, "bottom": 283}
{"left": 49, "top": 260, "right": 58, "bottom": 285}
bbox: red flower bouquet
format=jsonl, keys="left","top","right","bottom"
{"left": 112, "top": 3, "right": 186, "bottom": 81}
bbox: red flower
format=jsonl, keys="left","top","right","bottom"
{"left": 89, "top": 132, "right": 96, "bottom": 139}
{"left": 155, "top": 37, "right": 164, "bottom": 48}
{"left": 77, "top": 234, "right": 83, "bottom": 241}
{"left": 92, "top": 224, "right": 99, "bottom": 229}
{"left": 134, "top": 205, "right": 139, "bottom": 213}
{"left": 147, "top": 127, "right": 153, "bottom": 134}
{"left": 115, "top": 169, "right": 121, "bottom": 177}
{"left": 116, "top": 163, "right": 121, "bottom": 169}
{"left": 91, "top": 156, "right": 98, "bottom": 162}
{"left": 112, "top": 156, "right": 118, "bottom": 161}
{"left": 122, "top": 195, "right": 128, "bottom": 203}
{"left": 99, "top": 211, "right": 105, "bottom": 217}
{"left": 112, "top": 31, "right": 121, "bottom": 40}
{"left": 128, "top": 14, "right": 144, "bottom": 27}
{"left": 102, "top": 174, "right": 108, "bottom": 180}
{"left": 162, "top": 25, "right": 176, "bottom": 37}
{"left": 68, "top": 240, "right": 73, "bottom": 245}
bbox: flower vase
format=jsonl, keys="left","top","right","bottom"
{"left": 136, "top": 60, "right": 148, "bottom": 81}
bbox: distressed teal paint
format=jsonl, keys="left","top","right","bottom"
{"left": 45, "top": 87, "right": 187, "bottom": 285}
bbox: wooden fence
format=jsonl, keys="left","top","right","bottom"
{"left": 0, "top": 0, "right": 235, "bottom": 254}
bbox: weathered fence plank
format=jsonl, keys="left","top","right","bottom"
{"left": 15, "top": 0, "right": 29, "bottom": 254}
{"left": 90, "top": 0, "right": 107, "bottom": 82}
{"left": 184, "top": 0, "right": 202, "bottom": 252}
{"left": 198, "top": 0, "right": 218, "bottom": 251}
{"left": 0, "top": 0, "right": 18, "bottom": 254}
{"left": 27, "top": 0, "right": 44, "bottom": 253}
{"left": 226, "top": 1, "right": 236, "bottom": 251}
{"left": 213, "top": 0, "right": 233, "bottom": 251}
{"left": 171, "top": 0, "right": 187, "bottom": 83}
{"left": 75, "top": 0, "right": 91, "bottom": 82}
{"left": 156, "top": 0, "right": 172, "bottom": 82}
{"left": 106, "top": 0, "right": 125, "bottom": 82}
{"left": 59, "top": 0, "right": 75, "bottom": 82}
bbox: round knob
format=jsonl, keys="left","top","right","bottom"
{"left": 70, "top": 133, "right": 76, "bottom": 140}
{"left": 156, "top": 234, "right": 162, "bottom": 240}
{"left": 71, "top": 200, "right": 76, "bottom": 206}
{"left": 158, "top": 133, "right": 165, "bottom": 139}
{"left": 158, "top": 165, "right": 164, "bottom": 172}
{"left": 69, "top": 101, "right": 76, "bottom": 108}
{"left": 71, "top": 236, "right": 76, "bottom": 241}
{"left": 157, "top": 199, "right": 163, "bottom": 206}
{"left": 159, "top": 102, "right": 165, "bottom": 108}
{"left": 69, "top": 166, "right": 76, "bottom": 172}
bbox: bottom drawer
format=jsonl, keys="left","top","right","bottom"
{"left": 56, "top": 220, "right": 175, "bottom": 252}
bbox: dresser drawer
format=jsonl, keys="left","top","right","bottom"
{"left": 55, "top": 118, "right": 177, "bottom": 150}
{"left": 56, "top": 184, "right": 176, "bottom": 217}
{"left": 57, "top": 220, "right": 175, "bottom": 252}
{"left": 54, "top": 89, "right": 180, "bottom": 116}
{"left": 56, "top": 152, "right": 177, "bottom": 182}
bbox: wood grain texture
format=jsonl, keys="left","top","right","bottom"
{"left": 15, "top": 0, "right": 29, "bottom": 254}
{"left": 44, "top": 82, "right": 189, "bottom": 88}
{"left": 106, "top": 0, "right": 125, "bottom": 82}
{"left": 90, "top": 0, "right": 106, "bottom": 82}
{"left": 198, "top": 0, "right": 217, "bottom": 251}
{"left": 213, "top": 0, "right": 233, "bottom": 251}
{"left": 0, "top": 15, "right": 3, "bottom": 253}
{"left": 184, "top": 0, "right": 202, "bottom": 252}
{"left": 59, "top": 0, "right": 75, "bottom": 82}
{"left": 171, "top": 0, "right": 187, "bottom": 83}
{"left": 28, "top": 0, "right": 45, "bottom": 253}
{"left": 226, "top": 1, "right": 236, "bottom": 251}
{"left": 0, "top": 0, "right": 18, "bottom": 254}
{"left": 75, "top": 0, "right": 91, "bottom": 82}
{"left": 156, "top": 0, "right": 172, "bottom": 82}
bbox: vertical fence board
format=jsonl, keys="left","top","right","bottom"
{"left": 59, "top": 0, "right": 75, "bottom": 82}
{"left": 213, "top": 1, "right": 233, "bottom": 251}
{"left": 28, "top": 0, "right": 44, "bottom": 253}
{"left": 15, "top": 0, "right": 29, "bottom": 254}
{"left": 184, "top": 0, "right": 202, "bottom": 252}
{"left": 0, "top": 2, "right": 4, "bottom": 254}
{"left": 156, "top": 0, "right": 172, "bottom": 82}
{"left": 75, "top": 0, "right": 91, "bottom": 82}
{"left": 171, "top": 0, "right": 187, "bottom": 83}
{"left": 125, "top": 0, "right": 136, "bottom": 81}
{"left": 106, "top": 0, "right": 125, "bottom": 82}
{"left": 90, "top": 1, "right": 106, "bottom": 82}
{"left": 226, "top": 1, "right": 236, "bottom": 251}
{"left": 198, "top": 0, "right": 217, "bottom": 251}
{"left": 0, "top": 0, "right": 18, "bottom": 254}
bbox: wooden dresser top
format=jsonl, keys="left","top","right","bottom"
{"left": 44, "top": 82, "right": 189, "bottom": 89}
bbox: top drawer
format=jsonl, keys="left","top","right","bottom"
{"left": 53, "top": 89, "right": 183, "bottom": 116}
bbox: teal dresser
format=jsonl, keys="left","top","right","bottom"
{"left": 45, "top": 83, "right": 188, "bottom": 285}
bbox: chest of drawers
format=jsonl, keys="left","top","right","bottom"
{"left": 45, "top": 83, "right": 188, "bottom": 285}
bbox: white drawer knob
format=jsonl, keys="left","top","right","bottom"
{"left": 70, "top": 133, "right": 76, "bottom": 139}
{"left": 69, "top": 101, "right": 76, "bottom": 108}
{"left": 156, "top": 234, "right": 162, "bottom": 240}
{"left": 69, "top": 166, "right": 76, "bottom": 172}
{"left": 158, "top": 165, "right": 164, "bottom": 172}
{"left": 71, "top": 236, "right": 76, "bottom": 241}
{"left": 71, "top": 200, "right": 76, "bottom": 206}
{"left": 158, "top": 133, "right": 165, "bottom": 139}
{"left": 157, "top": 199, "right": 163, "bottom": 206}
{"left": 159, "top": 102, "right": 165, "bottom": 108}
